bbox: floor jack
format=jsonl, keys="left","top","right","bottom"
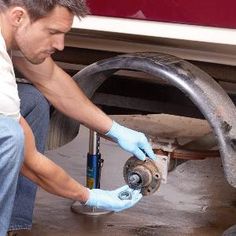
{"left": 71, "top": 129, "right": 111, "bottom": 216}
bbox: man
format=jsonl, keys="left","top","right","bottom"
{"left": 0, "top": 1, "right": 157, "bottom": 235}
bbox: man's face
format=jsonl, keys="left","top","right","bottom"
{"left": 14, "top": 6, "right": 74, "bottom": 64}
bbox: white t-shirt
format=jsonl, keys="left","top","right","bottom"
{"left": 0, "top": 31, "right": 20, "bottom": 121}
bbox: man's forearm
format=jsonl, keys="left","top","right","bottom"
{"left": 38, "top": 64, "right": 112, "bottom": 134}
{"left": 20, "top": 117, "right": 89, "bottom": 203}
{"left": 21, "top": 153, "right": 88, "bottom": 203}
{"left": 36, "top": 68, "right": 112, "bottom": 134}
{"left": 13, "top": 56, "right": 113, "bottom": 134}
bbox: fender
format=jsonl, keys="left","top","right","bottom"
{"left": 74, "top": 52, "right": 236, "bottom": 188}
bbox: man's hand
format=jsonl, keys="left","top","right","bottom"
{"left": 105, "top": 121, "right": 157, "bottom": 161}
{"left": 85, "top": 185, "right": 142, "bottom": 212}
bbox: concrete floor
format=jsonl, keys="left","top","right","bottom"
{"left": 28, "top": 115, "right": 236, "bottom": 236}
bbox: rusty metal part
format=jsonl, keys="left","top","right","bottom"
{"left": 181, "top": 132, "right": 217, "bottom": 150}
{"left": 74, "top": 52, "right": 236, "bottom": 187}
{"left": 154, "top": 149, "right": 220, "bottom": 160}
{"left": 123, "top": 157, "right": 162, "bottom": 196}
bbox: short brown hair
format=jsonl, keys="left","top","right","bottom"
{"left": 0, "top": 0, "right": 89, "bottom": 21}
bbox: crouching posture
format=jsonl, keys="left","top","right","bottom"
{"left": 0, "top": 1, "right": 157, "bottom": 235}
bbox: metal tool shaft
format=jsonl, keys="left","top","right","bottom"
{"left": 128, "top": 173, "right": 141, "bottom": 185}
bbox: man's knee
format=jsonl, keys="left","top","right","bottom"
{"left": 0, "top": 117, "right": 24, "bottom": 165}
{"left": 18, "top": 83, "right": 50, "bottom": 118}
{"left": 18, "top": 84, "right": 50, "bottom": 153}
{"left": 32, "top": 86, "right": 50, "bottom": 112}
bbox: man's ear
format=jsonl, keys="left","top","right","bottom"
{"left": 9, "top": 7, "right": 28, "bottom": 27}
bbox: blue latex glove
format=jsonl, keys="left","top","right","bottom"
{"left": 85, "top": 185, "right": 142, "bottom": 212}
{"left": 105, "top": 121, "right": 157, "bottom": 161}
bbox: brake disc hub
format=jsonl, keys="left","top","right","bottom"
{"left": 123, "top": 157, "right": 162, "bottom": 196}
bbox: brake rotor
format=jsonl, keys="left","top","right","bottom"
{"left": 123, "top": 157, "right": 162, "bottom": 196}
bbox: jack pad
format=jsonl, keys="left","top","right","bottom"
{"left": 71, "top": 201, "right": 112, "bottom": 216}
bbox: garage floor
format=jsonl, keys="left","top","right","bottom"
{"left": 26, "top": 115, "right": 236, "bottom": 236}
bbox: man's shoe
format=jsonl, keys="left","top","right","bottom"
{"left": 222, "top": 225, "right": 236, "bottom": 236}
{"left": 7, "top": 231, "right": 17, "bottom": 236}
{"left": 7, "top": 230, "right": 31, "bottom": 236}
{"left": 7, "top": 232, "right": 17, "bottom": 236}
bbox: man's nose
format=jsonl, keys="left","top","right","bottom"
{"left": 52, "top": 35, "right": 65, "bottom": 51}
